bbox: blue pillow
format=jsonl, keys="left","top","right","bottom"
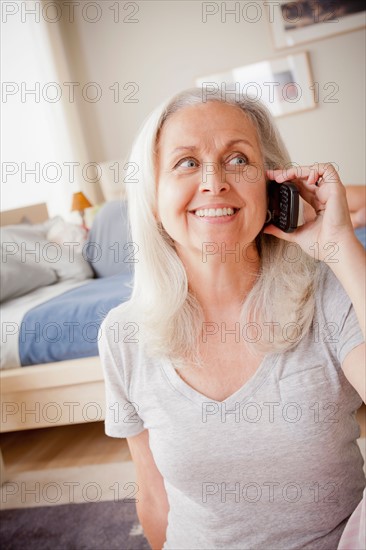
{"left": 355, "top": 226, "right": 366, "bottom": 249}
{"left": 85, "top": 200, "right": 134, "bottom": 278}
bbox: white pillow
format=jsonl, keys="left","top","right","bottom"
{"left": 0, "top": 228, "right": 58, "bottom": 302}
{"left": 45, "top": 217, "right": 93, "bottom": 280}
{"left": 1, "top": 221, "right": 93, "bottom": 289}
{"left": 46, "top": 217, "right": 87, "bottom": 251}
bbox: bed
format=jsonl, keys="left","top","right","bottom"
{"left": 1, "top": 201, "right": 365, "bottom": 436}
{"left": 0, "top": 200, "right": 133, "bottom": 433}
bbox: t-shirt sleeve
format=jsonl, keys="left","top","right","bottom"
{"left": 98, "top": 312, "right": 145, "bottom": 438}
{"left": 319, "top": 262, "right": 365, "bottom": 366}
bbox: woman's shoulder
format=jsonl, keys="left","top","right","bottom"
{"left": 101, "top": 298, "right": 136, "bottom": 327}
{"left": 314, "top": 259, "right": 341, "bottom": 298}
{"left": 99, "top": 299, "right": 141, "bottom": 357}
{"left": 314, "top": 259, "right": 354, "bottom": 326}
{"left": 313, "top": 258, "right": 364, "bottom": 367}
{"left": 104, "top": 295, "right": 148, "bottom": 328}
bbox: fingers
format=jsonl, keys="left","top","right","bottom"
{"left": 266, "top": 163, "right": 340, "bottom": 187}
{"left": 267, "top": 165, "right": 341, "bottom": 215}
{"left": 302, "top": 198, "right": 317, "bottom": 223}
{"left": 267, "top": 165, "right": 338, "bottom": 216}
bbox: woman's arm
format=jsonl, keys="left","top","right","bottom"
{"left": 265, "top": 165, "right": 366, "bottom": 403}
{"left": 127, "top": 430, "right": 169, "bottom": 550}
{"left": 329, "top": 235, "right": 365, "bottom": 339}
{"left": 328, "top": 234, "right": 366, "bottom": 403}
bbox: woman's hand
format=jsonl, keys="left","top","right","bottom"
{"left": 263, "top": 163, "right": 357, "bottom": 261}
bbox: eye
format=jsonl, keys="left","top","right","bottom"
{"left": 175, "top": 157, "right": 198, "bottom": 169}
{"left": 227, "top": 154, "right": 248, "bottom": 166}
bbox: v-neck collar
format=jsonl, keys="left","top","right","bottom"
{"left": 160, "top": 352, "right": 280, "bottom": 407}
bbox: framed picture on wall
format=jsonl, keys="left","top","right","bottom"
{"left": 195, "top": 52, "right": 316, "bottom": 118}
{"left": 268, "top": 0, "right": 366, "bottom": 49}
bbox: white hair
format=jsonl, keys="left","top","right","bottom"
{"left": 122, "top": 87, "right": 320, "bottom": 368}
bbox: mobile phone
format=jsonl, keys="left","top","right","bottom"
{"left": 265, "top": 180, "right": 299, "bottom": 233}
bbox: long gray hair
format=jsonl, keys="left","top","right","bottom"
{"left": 123, "top": 87, "right": 319, "bottom": 368}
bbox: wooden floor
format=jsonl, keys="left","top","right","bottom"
{"left": 1, "top": 405, "right": 365, "bottom": 476}
{"left": 0, "top": 421, "right": 131, "bottom": 476}
{"left": 358, "top": 404, "right": 366, "bottom": 436}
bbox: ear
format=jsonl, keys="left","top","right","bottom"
{"left": 153, "top": 206, "right": 161, "bottom": 224}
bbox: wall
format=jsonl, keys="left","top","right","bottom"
{"left": 2, "top": 1, "right": 365, "bottom": 217}
{"left": 60, "top": 0, "right": 365, "bottom": 185}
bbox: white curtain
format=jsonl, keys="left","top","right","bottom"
{"left": 1, "top": 0, "right": 101, "bottom": 219}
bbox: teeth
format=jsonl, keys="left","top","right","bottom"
{"left": 194, "top": 207, "right": 236, "bottom": 217}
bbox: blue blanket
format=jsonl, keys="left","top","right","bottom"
{"left": 19, "top": 273, "right": 133, "bottom": 366}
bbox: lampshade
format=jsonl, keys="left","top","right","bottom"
{"left": 71, "top": 192, "right": 92, "bottom": 212}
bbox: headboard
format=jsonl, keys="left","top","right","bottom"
{"left": 0, "top": 203, "right": 49, "bottom": 227}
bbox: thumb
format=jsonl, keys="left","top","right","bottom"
{"left": 262, "top": 224, "right": 293, "bottom": 241}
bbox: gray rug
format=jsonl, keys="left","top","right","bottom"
{"left": 0, "top": 500, "right": 150, "bottom": 550}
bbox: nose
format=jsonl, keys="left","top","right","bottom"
{"left": 199, "top": 163, "right": 230, "bottom": 194}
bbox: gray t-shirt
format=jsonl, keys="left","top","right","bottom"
{"left": 98, "top": 261, "right": 365, "bottom": 550}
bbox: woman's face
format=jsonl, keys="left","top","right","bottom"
{"left": 156, "top": 101, "right": 267, "bottom": 256}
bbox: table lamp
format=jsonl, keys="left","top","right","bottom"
{"left": 71, "top": 191, "right": 92, "bottom": 230}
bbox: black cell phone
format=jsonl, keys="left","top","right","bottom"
{"left": 265, "top": 180, "right": 299, "bottom": 233}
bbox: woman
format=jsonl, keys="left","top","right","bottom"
{"left": 98, "top": 87, "right": 366, "bottom": 550}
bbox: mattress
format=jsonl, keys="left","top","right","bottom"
{"left": 1, "top": 273, "right": 132, "bottom": 369}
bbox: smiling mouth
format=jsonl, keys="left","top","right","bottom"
{"left": 190, "top": 207, "right": 240, "bottom": 218}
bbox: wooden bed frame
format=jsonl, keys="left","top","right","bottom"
{"left": 0, "top": 203, "right": 106, "bottom": 433}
